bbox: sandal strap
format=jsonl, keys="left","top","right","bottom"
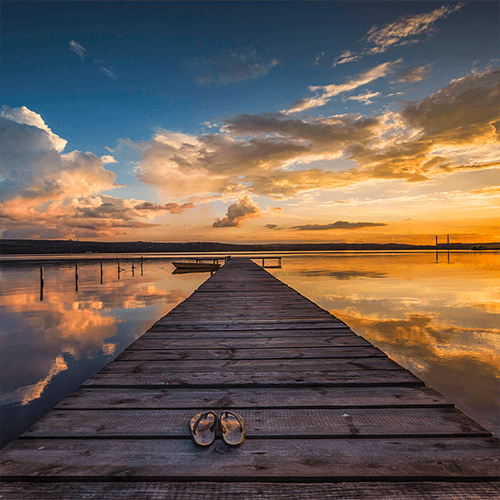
{"left": 192, "top": 410, "right": 217, "bottom": 435}
{"left": 220, "top": 410, "right": 244, "bottom": 433}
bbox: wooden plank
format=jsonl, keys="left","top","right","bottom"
{"left": 127, "top": 335, "right": 372, "bottom": 349}
{"left": 82, "top": 369, "right": 423, "bottom": 388}
{"left": 2, "top": 481, "right": 500, "bottom": 500}
{"left": 167, "top": 303, "right": 329, "bottom": 312}
{"left": 143, "top": 327, "right": 356, "bottom": 338}
{"left": 173, "top": 298, "right": 325, "bottom": 307}
{"left": 170, "top": 302, "right": 326, "bottom": 310}
{"left": 162, "top": 315, "right": 341, "bottom": 323}
{"left": 2, "top": 437, "right": 498, "bottom": 480}
{"left": 164, "top": 312, "right": 335, "bottom": 320}
{"left": 100, "top": 357, "right": 401, "bottom": 373}
{"left": 160, "top": 313, "right": 339, "bottom": 321}
{"left": 115, "top": 346, "right": 387, "bottom": 361}
{"left": 151, "top": 320, "right": 345, "bottom": 329}
{"left": 56, "top": 386, "right": 453, "bottom": 410}
{"left": 22, "top": 408, "right": 491, "bottom": 439}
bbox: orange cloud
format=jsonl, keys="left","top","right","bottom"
{"left": 366, "top": 3, "right": 464, "bottom": 52}
{"left": 213, "top": 195, "right": 262, "bottom": 227}
{"left": 0, "top": 107, "right": 195, "bottom": 239}
{"left": 284, "top": 60, "right": 401, "bottom": 113}
{"left": 129, "top": 69, "right": 499, "bottom": 207}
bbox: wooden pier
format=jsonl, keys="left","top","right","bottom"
{"left": 1, "top": 258, "right": 498, "bottom": 498}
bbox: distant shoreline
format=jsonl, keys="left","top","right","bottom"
{"left": 1, "top": 238, "right": 498, "bottom": 255}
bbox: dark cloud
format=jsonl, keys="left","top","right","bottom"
{"left": 133, "top": 202, "right": 195, "bottom": 214}
{"left": 293, "top": 221, "right": 387, "bottom": 230}
{"left": 401, "top": 68, "right": 500, "bottom": 144}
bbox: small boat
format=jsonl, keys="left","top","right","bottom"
{"left": 171, "top": 261, "right": 221, "bottom": 271}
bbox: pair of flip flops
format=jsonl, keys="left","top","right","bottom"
{"left": 189, "top": 410, "right": 245, "bottom": 446}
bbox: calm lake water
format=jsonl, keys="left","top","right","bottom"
{"left": 1, "top": 251, "right": 498, "bottom": 448}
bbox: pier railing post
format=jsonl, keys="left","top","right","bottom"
{"left": 40, "top": 267, "right": 44, "bottom": 301}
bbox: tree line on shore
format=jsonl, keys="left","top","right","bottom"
{"left": 1, "top": 238, "right": 497, "bottom": 255}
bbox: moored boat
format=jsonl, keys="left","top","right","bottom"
{"left": 171, "top": 261, "right": 220, "bottom": 271}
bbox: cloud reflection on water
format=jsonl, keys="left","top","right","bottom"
{"left": 0, "top": 261, "right": 205, "bottom": 409}
{"left": 270, "top": 252, "right": 500, "bottom": 435}
{"left": 335, "top": 309, "right": 500, "bottom": 435}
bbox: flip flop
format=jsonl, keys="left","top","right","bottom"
{"left": 189, "top": 411, "right": 217, "bottom": 446}
{"left": 219, "top": 410, "right": 245, "bottom": 446}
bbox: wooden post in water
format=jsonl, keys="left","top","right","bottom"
{"left": 117, "top": 260, "right": 121, "bottom": 280}
{"left": 100, "top": 261, "right": 103, "bottom": 284}
{"left": 141, "top": 256, "right": 143, "bottom": 276}
{"left": 40, "top": 267, "right": 44, "bottom": 301}
{"left": 132, "top": 260, "right": 135, "bottom": 277}
{"left": 75, "top": 263, "right": 79, "bottom": 292}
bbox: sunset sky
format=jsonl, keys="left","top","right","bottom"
{"left": 1, "top": 1, "right": 499, "bottom": 244}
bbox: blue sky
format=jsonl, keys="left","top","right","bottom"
{"left": 1, "top": 1, "right": 499, "bottom": 243}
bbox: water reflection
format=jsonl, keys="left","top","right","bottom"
{"left": 294, "top": 269, "right": 387, "bottom": 279}
{"left": 1, "top": 252, "right": 498, "bottom": 448}
{"left": 270, "top": 252, "right": 500, "bottom": 436}
{"left": 0, "top": 259, "right": 208, "bottom": 447}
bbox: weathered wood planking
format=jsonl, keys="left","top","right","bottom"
{"left": 2, "top": 437, "right": 498, "bottom": 480}
{"left": 2, "top": 481, "right": 500, "bottom": 500}
{"left": 127, "top": 335, "right": 372, "bottom": 348}
{"left": 56, "top": 386, "right": 453, "bottom": 410}
{"left": 148, "top": 321, "right": 347, "bottom": 330}
{"left": 115, "top": 346, "right": 387, "bottom": 360}
{"left": 144, "top": 327, "right": 354, "bottom": 337}
{"left": 99, "top": 357, "right": 401, "bottom": 373}
{"left": 22, "top": 408, "right": 490, "bottom": 438}
{"left": 82, "top": 369, "right": 423, "bottom": 388}
{"left": 1, "top": 257, "right": 498, "bottom": 497}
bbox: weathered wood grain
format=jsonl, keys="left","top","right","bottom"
{"left": 2, "top": 481, "right": 499, "bottom": 500}
{"left": 151, "top": 320, "right": 345, "bottom": 329}
{"left": 56, "top": 386, "right": 452, "bottom": 410}
{"left": 82, "top": 369, "right": 424, "bottom": 388}
{"left": 115, "top": 346, "right": 386, "bottom": 361}
{"left": 127, "top": 335, "right": 372, "bottom": 349}
{"left": 143, "top": 327, "right": 355, "bottom": 337}
{"left": 2, "top": 437, "right": 498, "bottom": 480}
{"left": 22, "top": 408, "right": 491, "bottom": 438}
{"left": 100, "top": 357, "right": 401, "bottom": 373}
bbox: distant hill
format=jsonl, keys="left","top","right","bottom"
{"left": 1, "top": 238, "right": 497, "bottom": 255}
